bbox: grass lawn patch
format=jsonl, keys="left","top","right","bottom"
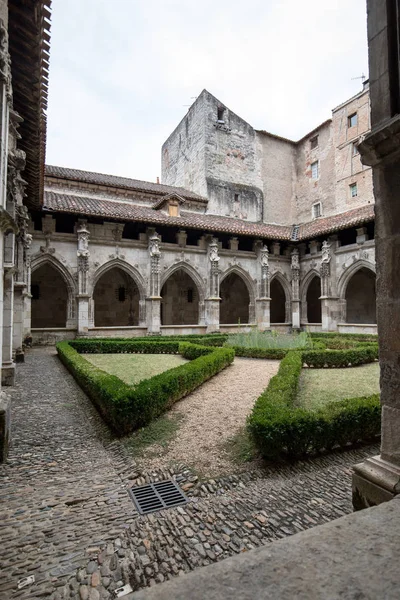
{"left": 297, "top": 362, "right": 380, "bottom": 411}
{"left": 123, "top": 413, "right": 183, "bottom": 458}
{"left": 85, "top": 353, "right": 188, "bottom": 386}
{"left": 224, "top": 427, "right": 259, "bottom": 465}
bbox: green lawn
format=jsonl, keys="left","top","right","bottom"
{"left": 297, "top": 362, "right": 380, "bottom": 411}
{"left": 85, "top": 353, "right": 188, "bottom": 386}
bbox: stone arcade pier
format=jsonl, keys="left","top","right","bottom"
{"left": 352, "top": 0, "right": 400, "bottom": 509}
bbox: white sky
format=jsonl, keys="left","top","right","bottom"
{"left": 46, "top": 0, "right": 368, "bottom": 183}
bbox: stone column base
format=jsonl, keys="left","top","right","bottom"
{"left": 291, "top": 300, "right": 300, "bottom": 329}
{"left": 2, "top": 361, "right": 16, "bottom": 386}
{"left": 321, "top": 296, "right": 340, "bottom": 332}
{"left": 352, "top": 455, "right": 400, "bottom": 510}
{"left": 255, "top": 297, "right": 270, "bottom": 331}
{"left": 205, "top": 298, "right": 220, "bottom": 333}
{"left": 76, "top": 295, "right": 90, "bottom": 337}
{"left": 146, "top": 296, "right": 162, "bottom": 335}
{"left": 0, "top": 392, "right": 11, "bottom": 463}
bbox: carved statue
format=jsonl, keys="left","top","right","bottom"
{"left": 149, "top": 234, "right": 161, "bottom": 257}
{"left": 77, "top": 223, "right": 90, "bottom": 255}
{"left": 260, "top": 245, "right": 269, "bottom": 268}
{"left": 209, "top": 238, "right": 220, "bottom": 262}
{"left": 291, "top": 248, "right": 300, "bottom": 270}
{"left": 321, "top": 240, "right": 331, "bottom": 264}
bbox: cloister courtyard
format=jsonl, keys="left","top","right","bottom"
{"left": 0, "top": 330, "right": 381, "bottom": 599}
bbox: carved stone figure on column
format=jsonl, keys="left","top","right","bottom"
{"left": 320, "top": 240, "right": 331, "bottom": 295}
{"left": 77, "top": 223, "right": 90, "bottom": 295}
{"left": 149, "top": 233, "right": 161, "bottom": 297}
{"left": 260, "top": 245, "right": 270, "bottom": 298}
{"left": 208, "top": 238, "right": 220, "bottom": 298}
{"left": 290, "top": 248, "right": 300, "bottom": 300}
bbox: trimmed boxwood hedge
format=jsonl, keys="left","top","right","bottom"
{"left": 57, "top": 340, "right": 234, "bottom": 435}
{"left": 247, "top": 348, "right": 380, "bottom": 459}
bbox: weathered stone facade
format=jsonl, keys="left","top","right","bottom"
{"left": 27, "top": 82, "right": 377, "bottom": 343}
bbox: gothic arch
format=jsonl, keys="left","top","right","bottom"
{"left": 270, "top": 271, "right": 291, "bottom": 323}
{"left": 220, "top": 265, "right": 255, "bottom": 324}
{"left": 337, "top": 260, "right": 376, "bottom": 299}
{"left": 300, "top": 269, "right": 322, "bottom": 324}
{"left": 92, "top": 259, "right": 146, "bottom": 300}
{"left": 300, "top": 269, "right": 321, "bottom": 304}
{"left": 161, "top": 262, "right": 205, "bottom": 302}
{"left": 160, "top": 262, "right": 204, "bottom": 325}
{"left": 31, "top": 255, "right": 76, "bottom": 327}
{"left": 31, "top": 254, "right": 76, "bottom": 297}
{"left": 220, "top": 265, "right": 256, "bottom": 305}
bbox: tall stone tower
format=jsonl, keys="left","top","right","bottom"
{"left": 162, "top": 90, "right": 264, "bottom": 222}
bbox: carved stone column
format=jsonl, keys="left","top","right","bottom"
{"left": 146, "top": 233, "right": 162, "bottom": 335}
{"left": 12, "top": 206, "right": 30, "bottom": 359}
{"left": 319, "top": 240, "right": 339, "bottom": 331}
{"left": 291, "top": 248, "right": 300, "bottom": 329}
{"left": 256, "top": 245, "right": 270, "bottom": 331}
{"left": 76, "top": 223, "right": 90, "bottom": 336}
{"left": 205, "top": 237, "right": 220, "bottom": 333}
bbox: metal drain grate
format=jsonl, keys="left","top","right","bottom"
{"left": 129, "top": 479, "right": 188, "bottom": 515}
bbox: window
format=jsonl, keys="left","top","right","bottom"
{"left": 31, "top": 284, "right": 40, "bottom": 300}
{"left": 311, "top": 161, "right": 319, "bottom": 180}
{"left": 312, "top": 202, "right": 322, "bottom": 218}
{"left": 187, "top": 288, "right": 193, "bottom": 303}
{"left": 350, "top": 183, "right": 358, "bottom": 198}
{"left": 116, "top": 286, "right": 126, "bottom": 302}
{"left": 352, "top": 142, "right": 359, "bottom": 156}
{"left": 310, "top": 135, "right": 318, "bottom": 150}
{"left": 348, "top": 113, "right": 358, "bottom": 128}
{"left": 217, "top": 106, "right": 225, "bottom": 122}
{"left": 234, "top": 193, "right": 239, "bottom": 203}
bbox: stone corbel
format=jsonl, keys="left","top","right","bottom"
{"left": 358, "top": 114, "right": 400, "bottom": 167}
{"left": 0, "top": 207, "right": 18, "bottom": 234}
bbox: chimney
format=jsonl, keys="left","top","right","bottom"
{"left": 156, "top": 176, "right": 160, "bottom": 184}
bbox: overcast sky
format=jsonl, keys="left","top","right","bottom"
{"left": 46, "top": 0, "right": 369, "bottom": 183}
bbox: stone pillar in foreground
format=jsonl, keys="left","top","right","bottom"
{"left": 256, "top": 244, "right": 270, "bottom": 331}
{"left": 147, "top": 233, "right": 162, "bottom": 335}
{"left": 352, "top": 0, "right": 400, "bottom": 509}
{"left": 291, "top": 248, "right": 300, "bottom": 329}
{"left": 205, "top": 237, "right": 220, "bottom": 333}
{"left": 76, "top": 223, "right": 90, "bottom": 337}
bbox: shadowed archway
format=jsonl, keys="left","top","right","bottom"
{"left": 345, "top": 267, "right": 376, "bottom": 324}
{"left": 93, "top": 267, "right": 140, "bottom": 326}
{"left": 161, "top": 268, "right": 200, "bottom": 325}
{"left": 220, "top": 272, "right": 250, "bottom": 324}
{"left": 306, "top": 275, "right": 322, "bottom": 323}
{"left": 31, "top": 263, "right": 69, "bottom": 328}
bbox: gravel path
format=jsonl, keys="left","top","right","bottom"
{"left": 137, "top": 358, "right": 280, "bottom": 477}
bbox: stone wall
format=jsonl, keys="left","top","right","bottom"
{"left": 255, "top": 133, "right": 296, "bottom": 226}
{"left": 27, "top": 212, "right": 378, "bottom": 340}
{"left": 294, "top": 122, "right": 335, "bottom": 224}
{"left": 332, "top": 87, "right": 374, "bottom": 215}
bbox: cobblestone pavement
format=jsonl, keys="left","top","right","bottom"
{"left": 0, "top": 348, "right": 379, "bottom": 599}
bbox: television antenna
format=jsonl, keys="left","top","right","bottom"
{"left": 351, "top": 73, "right": 366, "bottom": 82}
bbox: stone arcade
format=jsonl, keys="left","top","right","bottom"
{"left": 27, "top": 82, "right": 377, "bottom": 345}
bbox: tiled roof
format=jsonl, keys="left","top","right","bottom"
{"left": 45, "top": 165, "right": 208, "bottom": 203}
{"left": 43, "top": 191, "right": 375, "bottom": 242}
{"left": 298, "top": 204, "right": 375, "bottom": 239}
{"left": 43, "top": 191, "right": 292, "bottom": 240}
{"left": 9, "top": 0, "right": 52, "bottom": 210}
